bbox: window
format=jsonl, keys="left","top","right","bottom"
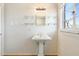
{"left": 76, "top": 3, "right": 79, "bottom": 29}
{"left": 63, "top": 3, "right": 79, "bottom": 31}
{"left": 64, "top": 3, "right": 74, "bottom": 29}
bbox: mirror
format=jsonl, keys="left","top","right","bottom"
{"left": 35, "top": 15, "right": 46, "bottom": 25}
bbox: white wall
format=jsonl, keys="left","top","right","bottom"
{"left": 0, "top": 5, "right": 1, "bottom": 56}
{"left": 58, "top": 4, "right": 79, "bottom": 56}
{"left": 59, "top": 32, "right": 79, "bottom": 56}
{"left": 4, "top": 3, "right": 58, "bottom": 55}
{"left": 0, "top": 3, "right": 4, "bottom": 56}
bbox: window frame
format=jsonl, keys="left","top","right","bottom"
{"left": 62, "top": 3, "right": 79, "bottom": 32}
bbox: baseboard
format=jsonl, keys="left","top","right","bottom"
{"left": 4, "top": 52, "right": 58, "bottom": 56}
{"left": 4, "top": 52, "right": 37, "bottom": 56}
{"left": 45, "top": 52, "right": 58, "bottom": 56}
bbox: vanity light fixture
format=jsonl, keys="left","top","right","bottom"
{"left": 36, "top": 7, "right": 46, "bottom": 11}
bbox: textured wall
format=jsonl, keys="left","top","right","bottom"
{"left": 4, "top": 3, "right": 57, "bottom": 55}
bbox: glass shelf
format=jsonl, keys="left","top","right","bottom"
{"left": 24, "top": 15, "right": 56, "bottom": 26}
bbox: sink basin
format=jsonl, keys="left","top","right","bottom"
{"left": 32, "top": 34, "right": 51, "bottom": 41}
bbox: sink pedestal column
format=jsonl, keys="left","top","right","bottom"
{"left": 38, "top": 41, "right": 44, "bottom": 56}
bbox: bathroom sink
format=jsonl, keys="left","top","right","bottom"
{"left": 32, "top": 34, "right": 51, "bottom": 41}
{"left": 32, "top": 34, "right": 51, "bottom": 56}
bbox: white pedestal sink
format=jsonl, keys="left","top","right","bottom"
{"left": 32, "top": 34, "right": 51, "bottom": 56}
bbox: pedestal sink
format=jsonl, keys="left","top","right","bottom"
{"left": 32, "top": 34, "right": 51, "bottom": 56}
